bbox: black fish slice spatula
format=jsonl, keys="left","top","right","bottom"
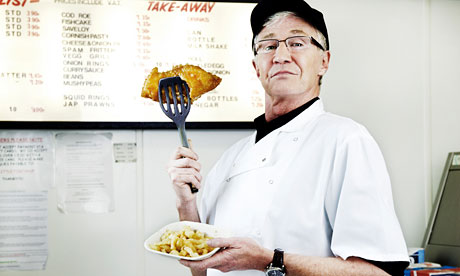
{"left": 158, "top": 76, "right": 198, "bottom": 193}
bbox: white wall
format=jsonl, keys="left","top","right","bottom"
{"left": 430, "top": 0, "right": 460, "bottom": 203}
{"left": 2, "top": 0, "right": 460, "bottom": 275}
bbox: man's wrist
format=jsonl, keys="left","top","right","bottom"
{"left": 259, "top": 248, "right": 276, "bottom": 271}
{"left": 176, "top": 199, "right": 199, "bottom": 221}
{"left": 176, "top": 196, "right": 196, "bottom": 208}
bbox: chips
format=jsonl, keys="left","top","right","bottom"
{"left": 149, "top": 226, "right": 214, "bottom": 258}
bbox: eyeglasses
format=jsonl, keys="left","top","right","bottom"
{"left": 254, "top": 35, "right": 325, "bottom": 55}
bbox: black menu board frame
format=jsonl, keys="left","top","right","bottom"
{"left": 0, "top": 0, "right": 260, "bottom": 129}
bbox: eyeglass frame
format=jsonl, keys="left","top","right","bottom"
{"left": 253, "top": 35, "right": 325, "bottom": 55}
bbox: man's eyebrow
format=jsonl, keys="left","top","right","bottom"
{"left": 290, "top": 29, "right": 308, "bottom": 35}
{"left": 261, "top": 33, "right": 276, "bottom": 39}
{"left": 260, "top": 29, "right": 308, "bottom": 40}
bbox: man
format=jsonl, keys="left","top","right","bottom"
{"left": 167, "top": 0, "right": 409, "bottom": 275}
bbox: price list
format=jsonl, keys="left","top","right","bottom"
{"left": 134, "top": 13, "right": 152, "bottom": 74}
{"left": 4, "top": 9, "right": 39, "bottom": 38}
{"left": 0, "top": 0, "right": 263, "bottom": 124}
{"left": 2, "top": 1, "right": 46, "bottom": 118}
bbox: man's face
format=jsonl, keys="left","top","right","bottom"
{"left": 252, "top": 15, "right": 329, "bottom": 100}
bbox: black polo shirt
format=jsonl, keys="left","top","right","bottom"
{"left": 254, "top": 97, "right": 319, "bottom": 143}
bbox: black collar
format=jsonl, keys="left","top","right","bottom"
{"left": 254, "top": 97, "right": 319, "bottom": 143}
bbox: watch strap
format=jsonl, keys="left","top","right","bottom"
{"left": 272, "top": 248, "right": 284, "bottom": 268}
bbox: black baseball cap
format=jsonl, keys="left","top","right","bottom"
{"left": 250, "top": 0, "right": 329, "bottom": 50}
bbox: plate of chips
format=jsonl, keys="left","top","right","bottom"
{"left": 144, "top": 221, "right": 232, "bottom": 261}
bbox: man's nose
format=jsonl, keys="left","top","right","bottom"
{"left": 273, "top": 42, "right": 292, "bottom": 63}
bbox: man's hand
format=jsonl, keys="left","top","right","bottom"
{"left": 167, "top": 146, "right": 202, "bottom": 200}
{"left": 179, "top": 237, "right": 272, "bottom": 273}
{"left": 167, "top": 145, "right": 202, "bottom": 222}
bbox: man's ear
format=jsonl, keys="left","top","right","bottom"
{"left": 252, "top": 59, "right": 260, "bottom": 78}
{"left": 318, "top": 50, "right": 331, "bottom": 77}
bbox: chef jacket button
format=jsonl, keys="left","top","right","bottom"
{"left": 256, "top": 230, "right": 261, "bottom": 236}
{"left": 293, "top": 137, "right": 299, "bottom": 142}
{"left": 262, "top": 157, "right": 266, "bottom": 162}
{"left": 268, "top": 179, "right": 274, "bottom": 184}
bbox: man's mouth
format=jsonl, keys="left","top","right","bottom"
{"left": 271, "top": 71, "right": 295, "bottom": 78}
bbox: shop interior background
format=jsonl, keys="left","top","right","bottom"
{"left": 1, "top": 0, "right": 460, "bottom": 275}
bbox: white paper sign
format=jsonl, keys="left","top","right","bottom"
{"left": 0, "top": 191, "right": 48, "bottom": 271}
{"left": 55, "top": 132, "right": 114, "bottom": 213}
{"left": 113, "top": 142, "right": 137, "bottom": 163}
{"left": 0, "top": 131, "right": 54, "bottom": 191}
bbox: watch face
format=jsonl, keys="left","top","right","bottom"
{"left": 267, "top": 270, "right": 284, "bottom": 276}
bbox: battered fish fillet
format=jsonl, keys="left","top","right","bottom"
{"left": 141, "top": 64, "right": 222, "bottom": 103}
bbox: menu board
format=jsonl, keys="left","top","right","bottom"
{"left": 0, "top": 0, "right": 263, "bottom": 128}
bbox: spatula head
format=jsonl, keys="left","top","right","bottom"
{"left": 158, "top": 77, "right": 191, "bottom": 124}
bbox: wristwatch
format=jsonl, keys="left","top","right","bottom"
{"left": 264, "top": 248, "right": 286, "bottom": 276}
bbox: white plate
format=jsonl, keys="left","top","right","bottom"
{"left": 144, "top": 221, "right": 232, "bottom": 261}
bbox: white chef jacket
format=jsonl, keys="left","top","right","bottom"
{"left": 199, "top": 100, "right": 408, "bottom": 276}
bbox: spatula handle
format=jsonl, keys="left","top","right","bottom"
{"left": 178, "top": 124, "right": 199, "bottom": 194}
{"left": 188, "top": 183, "right": 199, "bottom": 194}
{"left": 179, "top": 124, "right": 189, "bottom": 148}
